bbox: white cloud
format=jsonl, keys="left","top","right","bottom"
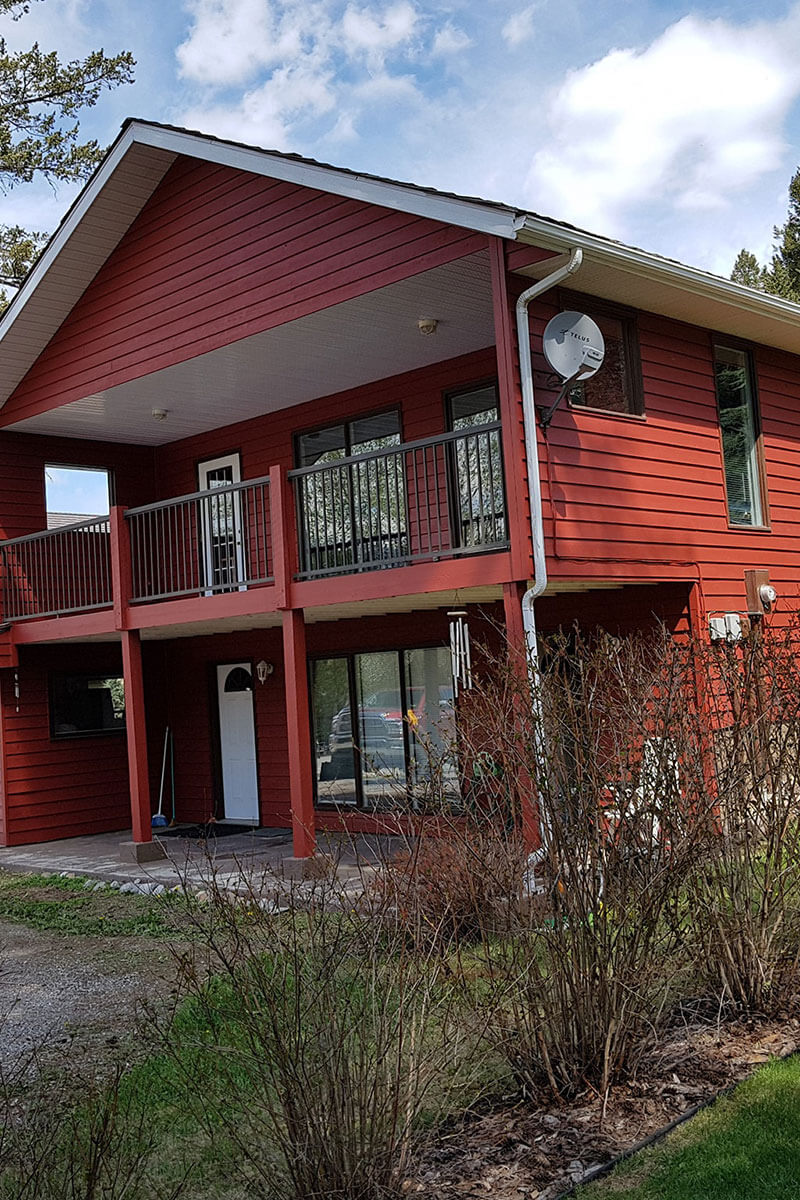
{"left": 341, "top": 2, "right": 417, "bottom": 64}
{"left": 431, "top": 24, "right": 471, "bottom": 57}
{"left": 502, "top": 5, "right": 538, "bottom": 49}
{"left": 525, "top": 11, "right": 800, "bottom": 235}
{"left": 177, "top": 0, "right": 316, "bottom": 86}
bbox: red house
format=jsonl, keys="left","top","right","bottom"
{"left": 0, "top": 120, "right": 797, "bottom": 860}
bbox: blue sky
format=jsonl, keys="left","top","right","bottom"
{"left": 5, "top": 0, "right": 800, "bottom": 277}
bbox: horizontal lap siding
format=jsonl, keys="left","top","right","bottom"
{"left": 0, "top": 431, "right": 155, "bottom": 541}
{"left": 525, "top": 289, "right": 800, "bottom": 616}
{"left": 2, "top": 158, "right": 485, "bottom": 427}
{"left": 1, "top": 645, "right": 130, "bottom": 845}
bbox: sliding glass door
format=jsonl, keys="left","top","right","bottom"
{"left": 311, "top": 646, "right": 459, "bottom": 809}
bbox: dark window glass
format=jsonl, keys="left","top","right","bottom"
{"left": 449, "top": 385, "right": 499, "bottom": 429}
{"left": 50, "top": 674, "right": 125, "bottom": 739}
{"left": 296, "top": 412, "right": 400, "bottom": 466}
{"left": 310, "top": 648, "right": 461, "bottom": 811}
{"left": 564, "top": 304, "right": 643, "bottom": 415}
{"left": 714, "top": 344, "right": 764, "bottom": 527}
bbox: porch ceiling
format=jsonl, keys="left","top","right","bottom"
{"left": 5, "top": 252, "right": 495, "bottom": 447}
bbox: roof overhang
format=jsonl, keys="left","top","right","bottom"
{"left": 514, "top": 218, "right": 800, "bottom": 357}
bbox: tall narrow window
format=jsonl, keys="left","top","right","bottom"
{"left": 446, "top": 383, "right": 506, "bottom": 548}
{"left": 714, "top": 344, "right": 765, "bottom": 527}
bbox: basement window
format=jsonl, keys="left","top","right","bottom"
{"left": 45, "top": 465, "right": 111, "bottom": 530}
{"left": 50, "top": 673, "right": 125, "bottom": 739}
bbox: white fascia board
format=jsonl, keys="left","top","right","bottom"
{"left": 0, "top": 127, "right": 142, "bottom": 342}
{"left": 131, "top": 122, "right": 520, "bottom": 240}
{"left": 515, "top": 215, "right": 800, "bottom": 330}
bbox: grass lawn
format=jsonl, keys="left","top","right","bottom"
{"left": 0, "top": 870, "right": 186, "bottom": 936}
{"left": 579, "top": 1054, "right": 800, "bottom": 1200}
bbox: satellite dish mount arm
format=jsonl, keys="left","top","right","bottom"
{"left": 537, "top": 368, "right": 582, "bottom": 431}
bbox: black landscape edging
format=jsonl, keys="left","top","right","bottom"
{"left": 553, "top": 1046, "right": 799, "bottom": 1199}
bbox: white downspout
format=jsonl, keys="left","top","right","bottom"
{"left": 514, "top": 247, "right": 583, "bottom": 865}
{"left": 516, "top": 246, "right": 583, "bottom": 675}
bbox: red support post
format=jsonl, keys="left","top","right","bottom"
{"left": 121, "top": 629, "right": 152, "bottom": 844}
{"left": 282, "top": 607, "right": 316, "bottom": 858}
{"left": 109, "top": 506, "right": 132, "bottom": 631}
{"left": 490, "top": 237, "right": 533, "bottom": 583}
{"left": 269, "top": 463, "right": 294, "bottom": 611}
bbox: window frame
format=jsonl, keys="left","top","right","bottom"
{"left": 44, "top": 463, "right": 115, "bottom": 528}
{"left": 308, "top": 642, "right": 458, "bottom": 812}
{"left": 712, "top": 338, "right": 770, "bottom": 531}
{"left": 293, "top": 406, "right": 404, "bottom": 468}
{"left": 49, "top": 671, "right": 126, "bottom": 741}
{"left": 557, "top": 291, "right": 645, "bottom": 418}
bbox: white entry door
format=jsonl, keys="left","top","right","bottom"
{"left": 198, "top": 453, "right": 245, "bottom": 593}
{"left": 216, "top": 663, "right": 259, "bottom": 823}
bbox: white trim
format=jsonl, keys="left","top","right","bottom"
{"left": 131, "top": 123, "right": 519, "bottom": 238}
{"left": 515, "top": 216, "right": 800, "bottom": 330}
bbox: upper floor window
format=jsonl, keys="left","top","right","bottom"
{"left": 447, "top": 383, "right": 499, "bottom": 430}
{"left": 561, "top": 297, "right": 644, "bottom": 417}
{"left": 45, "top": 465, "right": 111, "bottom": 530}
{"left": 295, "top": 410, "right": 401, "bottom": 467}
{"left": 714, "top": 344, "right": 766, "bottom": 528}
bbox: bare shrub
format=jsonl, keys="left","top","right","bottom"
{"left": 460, "top": 627, "right": 713, "bottom": 1101}
{"left": 685, "top": 624, "right": 800, "bottom": 1012}
{"left": 168, "top": 879, "right": 476, "bottom": 1200}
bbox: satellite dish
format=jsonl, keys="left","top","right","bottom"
{"left": 542, "top": 311, "right": 605, "bottom": 383}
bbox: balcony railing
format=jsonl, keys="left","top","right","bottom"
{"left": 289, "top": 423, "right": 508, "bottom": 580}
{"left": 126, "top": 474, "right": 273, "bottom": 603}
{"left": 0, "top": 425, "right": 511, "bottom": 624}
{"left": 0, "top": 518, "right": 112, "bottom": 621}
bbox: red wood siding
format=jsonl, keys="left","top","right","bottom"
{"left": 522, "top": 278, "right": 800, "bottom": 619}
{"left": 0, "top": 645, "right": 130, "bottom": 846}
{"left": 1, "top": 157, "right": 486, "bottom": 428}
{"left": 0, "top": 431, "right": 155, "bottom": 542}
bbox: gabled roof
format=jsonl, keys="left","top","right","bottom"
{"left": 1, "top": 118, "right": 800, "bottom": 413}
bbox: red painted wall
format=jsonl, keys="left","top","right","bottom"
{"left": 520, "top": 280, "right": 800, "bottom": 620}
{"left": 1, "top": 157, "right": 486, "bottom": 428}
{"left": 0, "top": 644, "right": 131, "bottom": 845}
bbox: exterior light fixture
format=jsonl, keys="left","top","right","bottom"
{"left": 256, "top": 660, "right": 274, "bottom": 685}
{"left": 417, "top": 317, "right": 438, "bottom": 336}
{"left": 151, "top": 407, "right": 168, "bottom": 421}
{"left": 448, "top": 610, "right": 472, "bottom": 697}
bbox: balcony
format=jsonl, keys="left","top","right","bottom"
{"left": 0, "top": 426, "right": 510, "bottom": 628}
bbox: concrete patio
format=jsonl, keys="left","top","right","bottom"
{"left": 0, "top": 828, "right": 406, "bottom": 895}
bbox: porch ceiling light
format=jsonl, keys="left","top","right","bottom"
{"left": 417, "top": 317, "right": 438, "bottom": 336}
{"left": 151, "top": 407, "right": 168, "bottom": 421}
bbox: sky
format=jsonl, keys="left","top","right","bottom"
{"left": 4, "top": 0, "right": 800, "bottom": 278}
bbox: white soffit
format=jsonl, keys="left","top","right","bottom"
{"left": 515, "top": 224, "right": 800, "bottom": 356}
{"left": 0, "top": 142, "right": 176, "bottom": 402}
{"left": 7, "top": 253, "right": 495, "bottom": 445}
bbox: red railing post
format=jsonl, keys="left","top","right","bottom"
{"left": 269, "top": 464, "right": 296, "bottom": 610}
{"left": 109, "top": 506, "right": 132, "bottom": 630}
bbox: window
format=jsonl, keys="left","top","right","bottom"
{"left": 714, "top": 344, "right": 765, "bottom": 527}
{"left": 561, "top": 297, "right": 644, "bottom": 416}
{"left": 310, "top": 646, "right": 459, "bottom": 810}
{"left": 45, "top": 465, "right": 111, "bottom": 530}
{"left": 446, "top": 383, "right": 506, "bottom": 548}
{"left": 50, "top": 673, "right": 125, "bottom": 739}
{"left": 295, "top": 411, "right": 406, "bottom": 574}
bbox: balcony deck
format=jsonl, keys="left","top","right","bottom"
{"left": 0, "top": 426, "right": 511, "bottom": 639}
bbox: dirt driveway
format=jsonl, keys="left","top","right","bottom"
{"left": 0, "top": 918, "right": 183, "bottom": 1075}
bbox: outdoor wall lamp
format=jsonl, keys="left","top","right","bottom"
{"left": 256, "top": 660, "right": 274, "bottom": 685}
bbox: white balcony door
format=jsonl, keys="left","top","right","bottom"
{"left": 216, "top": 663, "right": 259, "bottom": 823}
{"left": 198, "top": 453, "right": 245, "bottom": 593}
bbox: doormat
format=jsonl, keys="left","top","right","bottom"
{"left": 156, "top": 823, "right": 256, "bottom": 839}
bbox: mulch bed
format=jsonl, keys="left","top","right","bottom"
{"left": 409, "top": 1010, "right": 800, "bottom": 1198}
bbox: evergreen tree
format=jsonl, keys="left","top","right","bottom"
{"left": 0, "top": 0, "right": 133, "bottom": 302}
{"left": 730, "top": 168, "right": 800, "bottom": 303}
